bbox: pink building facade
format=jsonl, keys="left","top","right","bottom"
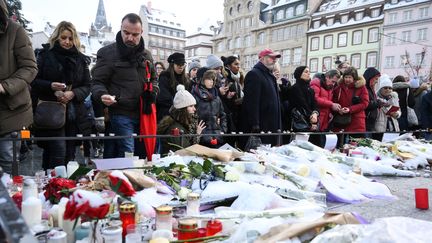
{"left": 381, "top": 0, "right": 431, "bottom": 81}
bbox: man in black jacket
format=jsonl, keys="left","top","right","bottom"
{"left": 240, "top": 48, "right": 282, "bottom": 148}
{"left": 92, "top": 13, "right": 158, "bottom": 158}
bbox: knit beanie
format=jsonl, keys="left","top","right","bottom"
{"left": 196, "top": 67, "right": 210, "bottom": 81}
{"left": 206, "top": 55, "right": 223, "bottom": 69}
{"left": 173, "top": 84, "right": 196, "bottom": 109}
{"left": 378, "top": 74, "right": 393, "bottom": 91}
{"left": 293, "top": 66, "right": 307, "bottom": 81}
{"left": 410, "top": 77, "right": 420, "bottom": 88}
{"left": 188, "top": 59, "right": 201, "bottom": 73}
{"left": 363, "top": 67, "right": 381, "bottom": 83}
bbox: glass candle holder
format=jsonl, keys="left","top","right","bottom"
{"left": 119, "top": 202, "right": 136, "bottom": 238}
{"left": 186, "top": 193, "right": 200, "bottom": 216}
{"left": 177, "top": 219, "right": 198, "bottom": 241}
{"left": 155, "top": 205, "right": 173, "bottom": 231}
{"left": 206, "top": 219, "right": 222, "bottom": 236}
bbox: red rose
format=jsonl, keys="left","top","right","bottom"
{"left": 108, "top": 171, "right": 136, "bottom": 198}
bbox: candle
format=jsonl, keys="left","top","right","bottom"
{"left": 102, "top": 226, "right": 123, "bottom": 243}
{"left": 22, "top": 178, "right": 38, "bottom": 201}
{"left": 57, "top": 197, "right": 68, "bottom": 228}
{"left": 186, "top": 193, "right": 200, "bottom": 217}
{"left": 119, "top": 202, "right": 137, "bottom": 238}
{"left": 22, "top": 197, "right": 42, "bottom": 226}
{"left": 54, "top": 166, "right": 67, "bottom": 178}
{"left": 155, "top": 206, "right": 173, "bottom": 231}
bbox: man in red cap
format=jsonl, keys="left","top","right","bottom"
{"left": 240, "top": 48, "right": 282, "bottom": 148}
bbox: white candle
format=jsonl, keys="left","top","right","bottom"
{"left": 57, "top": 197, "right": 68, "bottom": 228}
{"left": 23, "top": 178, "right": 38, "bottom": 201}
{"left": 54, "top": 166, "right": 67, "bottom": 178}
{"left": 22, "top": 197, "right": 42, "bottom": 226}
{"left": 66, "top": 161, "right": 79, "bottom": 178}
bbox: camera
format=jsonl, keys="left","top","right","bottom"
{"left": 352, "top": 96, "right": 361, "bottom": 105}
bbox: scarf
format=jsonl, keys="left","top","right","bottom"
{"left": 51, "top": 41, "right": 80, "bottom": 85}
{"left": 115, "top": 31, "right": 145, "bottom": 63}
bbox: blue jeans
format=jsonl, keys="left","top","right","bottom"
{"left": 104, "top": 115, "right": 139, "bottom": 158}
{"left": 0, "top": 132, "right": 21, "bottom": 174}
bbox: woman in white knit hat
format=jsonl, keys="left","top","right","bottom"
{"left": 157, "top": 85, "right": 206, "bottom": 154}
{"left": 374, "top": 74, "right": 401, "bottom": 140}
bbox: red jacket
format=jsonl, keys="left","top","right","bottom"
{"left": 310, "top": 78, "right": 333, "bottom": 131}
{"left": 332, "top": 76, "right": 369, "bottom": 132}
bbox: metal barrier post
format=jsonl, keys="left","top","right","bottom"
{"left": 11, "top": 132, "right": 19, "bottom": 176}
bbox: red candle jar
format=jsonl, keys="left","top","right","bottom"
{"left": 415, "top": 188, "right": 429, "bottom": 209}
{"left": 206, "top": 219, "right": 222, "bottom": 236}
{"left": 119, "top": 202, "right": 136, "bottom": 237}
{"left": 177, "top": 219, "right": 198, "bottom": 241}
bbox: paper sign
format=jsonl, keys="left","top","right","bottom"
{"left": 324, "top": 134, "right": 338, "bottom": 150}
{"left": 93, "top": 158, "right": 134, "bottom": 170}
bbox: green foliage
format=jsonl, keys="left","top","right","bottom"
{"left": 6, "top": 0, "right": 31, "bottom": 31}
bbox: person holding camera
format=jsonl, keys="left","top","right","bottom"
{"left": 332, "top": 67, "right": 369, "bottom": 146}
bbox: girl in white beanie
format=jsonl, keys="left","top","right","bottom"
{"left": 157, "top": 85, "right": 206, "bottom": 154}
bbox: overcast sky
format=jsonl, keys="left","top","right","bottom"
{"left": 20, "top": 0, "right": 224, "bottom": 35}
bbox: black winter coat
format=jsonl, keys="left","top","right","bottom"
{"left": 156, "top": 71, "right": 187, "bottom": 122}
{"left": 421, "top": 91, "right": 432, "bottom": 129}
{"left": 191, "top": 85, "right": 227, "bottom": 148}
{"left": 91, "top": 33, "right": 158, "bottom": 119}
{"left": 240, "top": 62, "right": 281, "bottom": 146}
{"left": 31, "top": 43, "right": 92, "bottom": 134}
{"left": 220, "top": 68, "right": 242, "bottom": 133}
{"left": 289, "top": 78, "right": 318, "bottom": 131}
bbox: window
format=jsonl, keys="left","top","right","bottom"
{"left": 217, "top": 42, "right": 224, "bottom": 52}
{"left": 324, "top": 35, "right": 333, "bottom": 49}
{"left": 159, "top": 50, "right": 165, "bottom": 59}
{"left": 273, "top": 28, "right": 283, "bottom": 41}
{"left": 284, "top": 27, "right": 290, "bottom": 39}
{"left": 282, "top": 49, "right": 291, "bottom": 66}
{"left": 341, "top": 14, "right": 349, "bottom": 24}
{"left": 151, "top": 49, "right": 157, "bottom": 56}
{"left": 386, "top": 32, "right": 396, "bottom": 45}
{"left": 388, "top": 13, "right": 397, "bottom": 24}
{"left": 310, "top": 58, "right": 318, "bottom": 72}
{"left": 366, "top": 52, "right": 377, "bottom": 67}
{"left": 296, "top": 25, "right": 304, "bottom": 37}
{"left": 323, "top": 57, "right": 332, "bottom": 72}
{"left": 247, "top": 1, "right": 253, "bottom": 11}
{"left": 310, "top": 37, "right": 319, "bottom": 51}
{"left": 419, "top": 7, "right": 429, "bottom": 18}
{"left": 158, "top": 28, "right": 163, "bottom": 34}
{"left": 351, "top": 54, "right": 361, "bottom": 69}
{"left": 235, "top": 37, "right": 241, "bottom": 48}
{"left": 286, "top": 7, "right": 294, "bottom": 18}
{"left": 245, "top": 35, "right": 251, "bottom": 47}
{"left": 400, "top": 55, "right": 408, "bottom": 67}
{"left": 258, "top": 32, "right": 265, "bottom": 45}
{"left": 385, "top": 56, "right": 395, "bottom": 68}
{"left": 296, "top": 4, "right": 305, "bottom": 15}
{"left": 371, "top": 8, "right": 380, "bottom": 18}
{"left": 151, "top": 26, "right": 156, "bottom": 32}
{"left": 339, "top": 55, "right": 347, "bottom": 62}
{"left": 276, "top": 10, "right": 284, "bottom": 21}
{"left": 353, "top": 30, "right": 362, "bottom": 45}
{"left": 237, "top": 3, "right": 241, "bottom": 12}
{"left": 293, "top": 48, "right": 302, "bottom": 65}
{"left": 418, "top": 28, "right": 427, "bottom": 41}
{"left": 229, "top": 7, "right": 233, "bottom": 16}
{"left": 245, "top": 17, "right": 250, "bottom": 27}
{"left": 403, "top": 10, "right": 412, "bottom": 20}
{"left": 229, "top": 39, "right": 234, "bottom": 50}
{"left": 402, "top": 31, "right": 411, "bottom": 42}
{"left": 355, "top": 11, "right": 363, "bottom": 21}
{"left": 368, "top": 28, "right": 379, "bottom": 43}
{"left": 338, "top": 33, "right": 347, "bottom": 47}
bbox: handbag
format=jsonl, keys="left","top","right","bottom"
{"left": 406, "top": 89, "right": 418, "bottom": 127}
{"left": 291, "top": 107, "right": 310, "bottom": 132}
{"left": 332, "top": 87, "right": 356, "bottom": 128}
{"left": 33, "top": 100, "right": 66, "bottom": 129}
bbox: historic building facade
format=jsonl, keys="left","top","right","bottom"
{"left": 380, "top": 0, "right": 431, "bottom": 80}
{"left": 139, "top": 2, "right": 186, "bottom": 64}
{"left": 307, "top": 0, "right": 385, "bottom": 76}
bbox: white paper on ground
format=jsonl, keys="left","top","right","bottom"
{"left": 324, "top": 134, "right": 338, "bottom": 150}
{"left": 382, "top": 133, "right": 401, "bottom": 143}
{"left": 93, "top": 158, "right": 134, "bottom": 170}
{"left": 295, "top": 134, "right": 310, "bottom": 141}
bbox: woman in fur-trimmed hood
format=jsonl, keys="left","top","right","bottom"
{"left": 392, "top": 75, "right": 416, "bottom": 130}
{"left": 332, "top": 67, "right": 369, "bottom": 132}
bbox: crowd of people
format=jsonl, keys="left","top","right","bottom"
{"left": 1, "top": 3, "right": 432, "bottom": 173}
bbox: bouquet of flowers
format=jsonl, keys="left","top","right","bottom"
{"left": 44, "top": 178, "right": 76, "bottom": 204}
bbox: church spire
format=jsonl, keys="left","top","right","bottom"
{"left": 94, "top": 0, "right": 108, "bottom": 30}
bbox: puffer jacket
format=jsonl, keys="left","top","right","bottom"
{"left": 310, "top": 76, "right": 333, "bottom": 131}
{"left": 0, "top": 11, "right": 37, "bottom": 135}
{"left": 332, "top": 76, "right": 369, "bottom": 132}
{"left": 191, "top": 84, "right": 227, "bottom": 148}
{"left": 91, "top": 32, "right": 158, "bottom": 119}
{"left": 374, "top": 91, "right": 401, "bottom": 132}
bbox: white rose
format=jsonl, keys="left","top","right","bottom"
{"left": 232, "top": 163, "right": 246, "bottom": 173}
{"left": 178, "top": 187, "right": 192, "bottom": 200}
